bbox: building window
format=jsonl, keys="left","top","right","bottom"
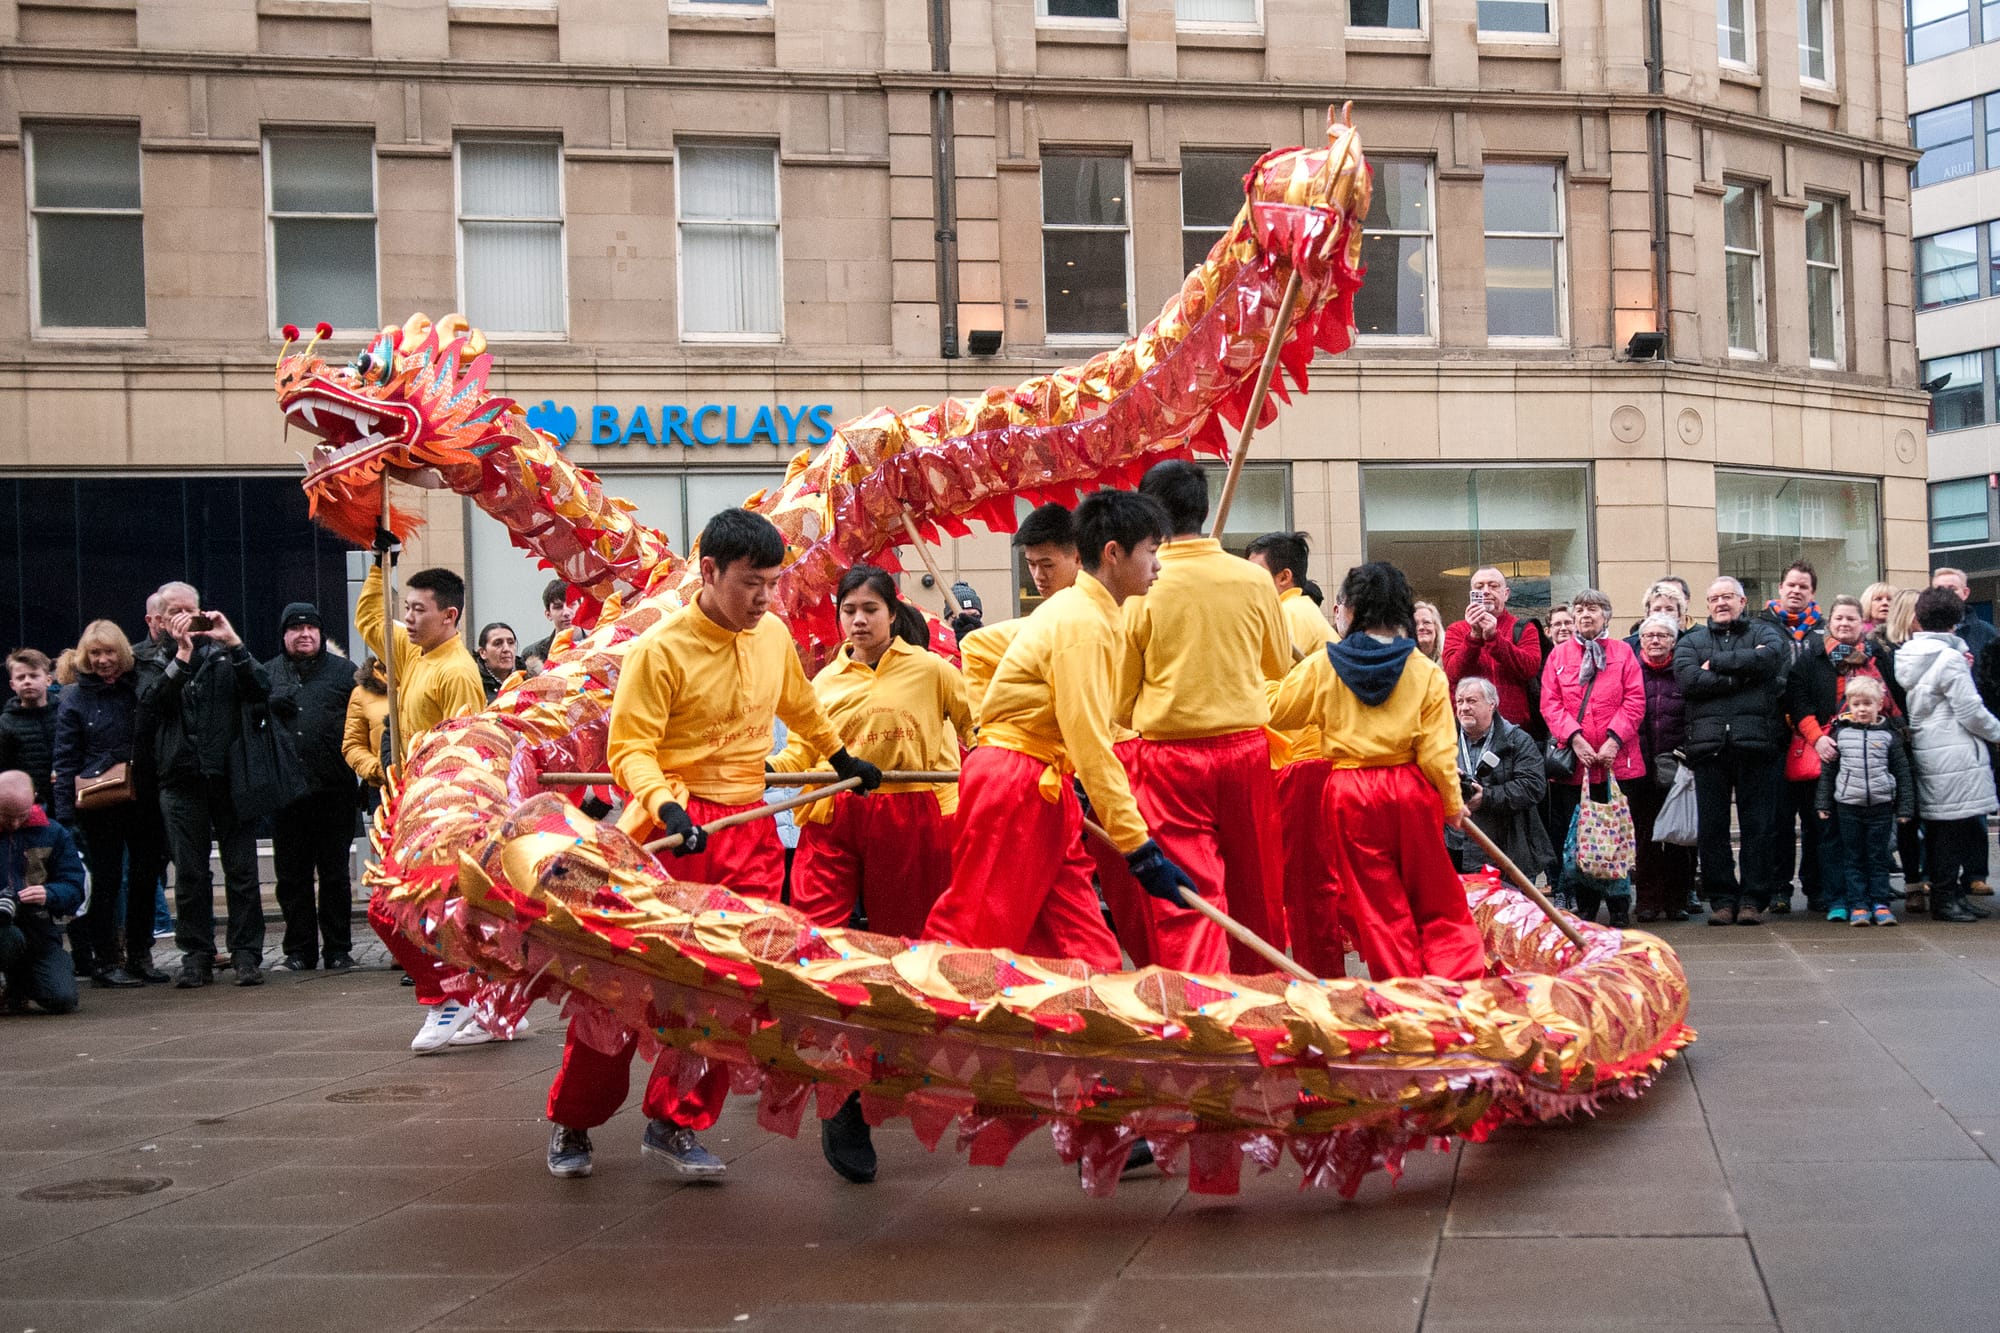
{"left": 1042, "top": 152, "right": 1132, "bottom": 340}
{"left": 1479, "top": 0, "right": 1552, "bottom": 34}
{"left": 1913, "top": 100, "right": 1977, "bottom": 188}
{"left": 1483, "top": 162, "right": 1565, "bottom": 341}
{"left": 1180, "top": 150, "right": 1258, "bottom": 275}
{"left": 265, "top": 135, "right": 377, "bottom": 335}
{"left": 677, "top": 144, "right": 782, "bottom": 341}
{"left": 1989, "top": 222, "right": 2000, "bottom": 296}
{"left": 1918, "top": 227, "right": 1980, "bottom": 310}
{"left": 457, "top": 140, "right": 565, "bottom": 336}
{"left": 1718, "top": 0, "right": 1755, "bottom": 66}
{"left": 670, "top": 0, "right": 771, "bottom": 11}
{"left": 1804, "top": 198, "right": 1843, "bottom": 367}
{"left": 1717, "top": 470, "right": 1880, "bottom": 605}
{"left": 1176, "top": 0, "right": 1258, "bottom": 25}
{"left": 1926, "top": 351, "right": 1988, "bottom": 432}
{"left": 1722, "top": 183, "right": 1765, "bottom": 357}
{"left": 1908, "top": 0, "right": 1972, "bottom": 61}
{"left": 1985, "top": 94, "right": 2000, "bottom": 175}
{"left": 1349, "top": 0, "right": 1424, "bottom": 30}
{"left": 26, "top": 125, "right": 145, "bottom": 332}
{"left": 1037, "top": 0, "right": 1121, "bottom": 20}
{"left": 1360, "top": 465, "right": 1592, "bottom": 619}
{"left": 1931, "top": 477, "right": 1991, "bottom": 546}
{"left": 1798, "top": 0, "right": 1832, "bottom": 81}
{"left": 1355, "top": 158, "right": 1434, "bottom": 340}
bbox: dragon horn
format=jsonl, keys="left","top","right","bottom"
{"left": 276, "top": 323, "right": 299, "bottom": 373}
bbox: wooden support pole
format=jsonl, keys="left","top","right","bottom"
{"left": 1456, "top": 818, "right": 1592, "bottom": 953}
{"left": 378, "top": 487, "right": 403, "bottom": 782}
{"left": 541, "top": 770, "right": 960, "bottom": 788}
{"left": 642, "top": 778, "right": 865, "bottom": 854}
{"left": 1209, "top": 267, "right": 1303, "bottom": 540}
{"left": 898, "top": 509, "right": 960, "bottom": 621}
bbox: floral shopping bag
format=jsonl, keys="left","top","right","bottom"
{"left": 1572, "top": 776, "right": 1636, "bottom": 882}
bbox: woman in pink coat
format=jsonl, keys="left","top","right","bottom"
{"left": 1540, "top": 588, "right": 1647, "bottom": 924}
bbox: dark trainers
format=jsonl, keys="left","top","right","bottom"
{"left": 174, "top": 958, "right": 212, "bottom": 988}
{"left": 820, "top": 1093, "right": 877, "bottom": 1184}
{"left": 547, "top": 1125, "right": 594, "bottom": 1178}
{"left": 93, "top": 967, "right": 144, "bottom": 989}
{"left": 271, "top": 956, "right": 314, "bottom": 972}
{"left": 1707, "top": 905, "right": 1737, "bottom": 926}
{"left": 233, "top": 954, "right": 264, "bottom": 987}
{"left": 1735, "top": 907, "right": 1765, "bottom": 926}
{"left": 640, "top": 1119, "right": 726, "bottom": 1179}
{"left": 323, "top": 953, "right": 356, "bottom": 973}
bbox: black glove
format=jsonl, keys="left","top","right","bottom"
{"left": 1125, "top": 839, "right": 1197, "bottom": 905}
{"left": 372, "top": 524, "right": 402, "bottom": 558}
{"left": 829, "top": 747, "right": 884, "bottom": 792}
{"left": 0, "top": 888, "right": 17, "bottom": 923}
{"left": 657, "top": 802, "right": 707, "bottom": 857}
{"left": 949, "top": 581, "right": 984, "bottom": 639}
{"left": 579, "top": 795, "right": 613, "bottom": 821}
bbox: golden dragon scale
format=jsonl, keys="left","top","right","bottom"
{"left": 279, "top": 116, "right": 1694, "bottom": 1198}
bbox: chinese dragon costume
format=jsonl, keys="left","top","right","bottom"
{"left": 278, "top": 113, "right": 1694, "bottom": 1198}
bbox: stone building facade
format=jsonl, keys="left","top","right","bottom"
{"left": 0, "top": 0, "right": 1929, "bottom": 656}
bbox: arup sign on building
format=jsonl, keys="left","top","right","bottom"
{"left": 525, "top": 400, "right": 836, "bottom": 449}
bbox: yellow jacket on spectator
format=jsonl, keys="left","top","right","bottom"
{"left": 1116, "top": 538, "right": 1292, "bottom": 740}
{"left": 355, "top": 565, "right": 487, "bottom": 762}
{"left": 342, "top": 683, "right": 390, "bottom": 787}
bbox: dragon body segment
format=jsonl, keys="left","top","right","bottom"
{"left": 283, "top": 117, "right": 1694, "bottom": 1197}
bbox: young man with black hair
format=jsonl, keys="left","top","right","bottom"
{"left": 1247, "top": 531, "right": 1345, "bottom": 975}
{"left": 358, "top": 546, "right": 492, "bottom": 1044}
{"left": 521, "top": 578, "right": 571, "bottom": 672}
{"left": 925, "top": 489, "right": 1195, "bottom": 968}
{"left": 546, "top": 507, "right": 883, "bottom": 1181}
{"left": 1117, "top": 462, "right": 1292, "bottom": 973}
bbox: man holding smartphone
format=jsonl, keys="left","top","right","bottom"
{"left": 1441, "top": 567, "right": 1547, "bottom": 737}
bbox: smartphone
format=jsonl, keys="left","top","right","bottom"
{"left": 186, "top": 613, "right": 215, "bottom": 632}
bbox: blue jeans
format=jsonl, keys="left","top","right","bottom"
{"left": 1836, "top": 803, "right": 1896, "bottom": 912}
{"left": 1, "top": 918, "right": 80, "bottom": 1013}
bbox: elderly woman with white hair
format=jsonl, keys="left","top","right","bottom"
{"left": 1630, "top": 612, "right": 1697, "bottom": 921}
{"left": 1539, "top": 588, "right": 1647, "bottom": 925}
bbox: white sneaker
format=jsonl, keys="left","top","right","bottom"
{"left": 449, "top": 1014, "right": 531, "bottom": 1047}
{"left": 410, "top": 1001, "right": 476, "bottom": 1054}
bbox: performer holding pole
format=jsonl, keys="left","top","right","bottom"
{"left": 1246, "top": 530, "right": 1345, "bottom": 976}
{"left": 1117, "top": 461, "right": 1294, "bottom": 974}
{"left": 359, "top": 516, "right": 492, "bottom": 1054}
{"left": 544, "top": 509, "right": 883, "bottom": 1183}
{"left": 1265, "top": 561, "right": 1487, "bottom": 982}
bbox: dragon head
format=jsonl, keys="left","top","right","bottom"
{"left": 279, "top": 312, "right": 517, "bottom": 546}
{"left": 1236, "top": 104, "right": 1371, "bottom": 282}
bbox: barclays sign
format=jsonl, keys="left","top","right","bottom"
{"left": 525, "top": 400, "right": 836, "bottom": 449}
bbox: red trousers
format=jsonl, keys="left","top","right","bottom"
{"left": 1277, "top": 759, "right": 1347, "bottom": 978}
{"left": 791, "top": 790, "right": 954, "bottom": 938}
{"left": 1321, "top": 764, "right": 1486, "bottom": 982}
{"left": 547, "top": 797, "right": 783, "bottom": 1131}
{"left": 368, "top": 889, "right": 453, "bottom": 1005}
{"left": 1088, "top": 738, "right": 1151, "bottom": 967}
{"left": 923, "top": 745, "right": 1121, "bottom": 969}
{"left": 1132, "top": 731, "right": 1286, "bottom": 974}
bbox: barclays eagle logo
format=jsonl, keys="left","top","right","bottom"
{"left": 526, "top": 400, "right": 578, "bottom": 447}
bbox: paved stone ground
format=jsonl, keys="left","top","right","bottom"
{"left": 5, "top": 911, "right": 1999, "bottom": 1333}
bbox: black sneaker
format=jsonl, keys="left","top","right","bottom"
{"left": 133, "top": 963, "right": 171, "bottom": 984}
{"left": 271, "top": 956, "right": 315, "bottom": 973}
{"left": 640, "top": 1119, "right": 726, "bottom": 1179}
{"left": 233, "top": 954, "right": 264, "bottom": 987}
{"left": 93, "top": 967, "right": 145, "bottom": 989}
{"left": 174, "top": 958, "right": 212, "bottom": 989}
{"left": 1608, "top": 903, "right": 1631, "bottom": 929}
{"left": 547, "top": 1124, "right": 594, "bottom": 1178}
{"left": 820, "top": 1093, "right": 877, "bottom": 1184}
{"left": 1934, "top": 897, "right": 1981, "bottom": 923}
{"left": 323, "top": 953, "right": 356, "bottom": 973}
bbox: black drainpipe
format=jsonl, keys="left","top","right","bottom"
{"left": 930, "top": 0, "right": 960, "bottom": 358}
{"left": 1645, "top": 0, "right": 1670, "bottom": 355}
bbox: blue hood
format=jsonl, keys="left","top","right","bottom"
{"left": 1326, "top": 635, "right": 1417, "bottom": 706}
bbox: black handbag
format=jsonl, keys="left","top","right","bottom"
{"left": 1543, "top": 666, "right": 1599, "bottom": 782}
{"left": 229, "top": 697, "right": 311, "bottom": 822}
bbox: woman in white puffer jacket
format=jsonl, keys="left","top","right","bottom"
{"left": 1895, "top": 587, "right": 2000, "bottom": 921}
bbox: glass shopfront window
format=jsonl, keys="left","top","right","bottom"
{"left": 1360, "top": 465, "right": 1591, "bottom": 619}
{"left": 0, "top": 475, "right": 353, "bottom": 661}
{"left": 466, "top": 468, "right": 783, "bottom": 637}
{"left": 1716, "top": 469, "right": 1880, "bottom": 605}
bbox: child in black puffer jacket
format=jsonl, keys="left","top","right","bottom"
{"left": 1815, "top": 677, "right": 1916, "bottom": 927}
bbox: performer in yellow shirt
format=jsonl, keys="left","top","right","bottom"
{"left": 1118, "top": 462, "right": 1293, "bottom": 975}
{"left": 355, "top": 540, "right": 495, "bottom": 1052}
{"left": 1246, "top": 530, "right": 1346, "bottom": 977}
{"left": 923, "top": 490, "right": 1194, "bottom": 969}
{"left": 546, "top": 509, "right": 883, "bottom": 1183}
{"left": 770, "top": 564, "right": 971, "bottom": 939}
{"left": 1266, "top": 562, "right": 1486, "bottom": 983}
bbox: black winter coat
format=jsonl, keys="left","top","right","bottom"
{"left": 1673, "top": 616, "right": 1790, "bottom": 762}
{"left": 1452, "top": 716, "right": 1555, "bottom": 876}
{"left": 134, "top": 636, "right": 270, "bottom": 787}
{"left": 1636, "top": 656, "right": 1688, "bottom": 779}
{"left": 0, "top": 696, "right": 58, "bottom": 810}
{"left": 49, "top": 674, "right": 138, "bottom": 822}
{"left": 266, "top": 649, "right": 361, "bottom": 797}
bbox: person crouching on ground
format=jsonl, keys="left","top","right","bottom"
{"left": 1266, "top": 562, "right": 1486, "bottom": 982}
{"left": 1814, "top": 676, "right": 1914, "bottom": 927}
{"left": 0, "top": 770, "right": 86, "bottom": 1014}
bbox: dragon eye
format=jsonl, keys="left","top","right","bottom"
{"left": 355, "top": 351, "right": 376, "bottom": 379}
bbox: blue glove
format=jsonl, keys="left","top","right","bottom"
{"left": 657, "top": 802, "right": 707, "bottom": 857}
{"left": 1125, "top": 839, "right": 1196, "bottom": 905}
{"left": 829, "top": 747, "right": 884, "bottom": 792}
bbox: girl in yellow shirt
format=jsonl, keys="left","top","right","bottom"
{"left": 770, "top": 565, "right": 972, "bottom": 938}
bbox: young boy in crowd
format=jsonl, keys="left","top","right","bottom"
{"left": 1815, "top": 676, "right": 1915, "bottom": 927}
{"left": 0, "top": 650, "right": 58, "bottom": 812}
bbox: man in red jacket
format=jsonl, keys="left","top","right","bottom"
{"left": 1441, "top": 567, "right": 1546, "bottom": 732}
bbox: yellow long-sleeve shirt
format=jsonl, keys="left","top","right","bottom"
{"left": 1117, "top": 538, "right": 1292, "bottom": 740}
{"left": 1266, "top": 643, "right": 1464, "bottom": 818}
{"left": 1275, "top": 586, "right": 1339, "bottom": 763}
{"left": 356, "top": 565, "right": 488, "bottom": 762}
{"left": 608, "top": 598, "right": 845, "bottom": 837}
{"left": 958, "top": 619, "right": 1021, "bottom": 739}
{"left": 980, "top": 573, "right": 1150, "bottom": 853}
{"left": 769, "top": 636, "right": 972, "bottom": 820}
